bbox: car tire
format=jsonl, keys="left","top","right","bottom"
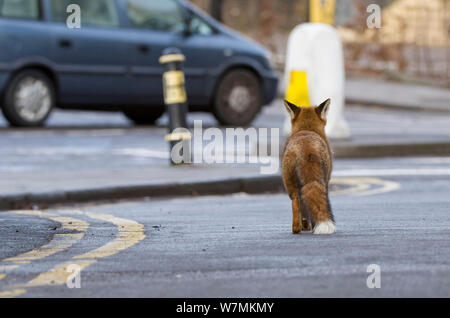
{"left": 123, "top": 107, "right": 165, "bottom": 125}
{"left": 2, "top": 70, "right": 55, "bottom": 127}
{"left": 213, "top": 69, "right": 262, "bottom": 126}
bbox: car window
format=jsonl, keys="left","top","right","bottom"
{"left": 50, "top": 0, "right": 119, "bottom": 28}
{"left": 0, "top": 0, "right": 40, "bottom": 20}
{"left": 189, "top": 14, "right": 215, "bottom": 36}
{"left": 126, "top": 0, "right": 185, "bottom": 33}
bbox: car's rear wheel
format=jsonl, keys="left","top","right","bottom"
{"left": 123, "top": 107, "right": 165, "bottom": 125}
{"left": 2, "top": 70, "right": 55, "bottom": 127}
{"left": 213, "top": 69, "right": 262, "bottom": 126}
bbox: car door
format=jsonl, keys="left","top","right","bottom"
{"left": 172, "top": 9, "right": 230, "bottom": 107}
{"left": 122, "top": 0, "right": 185, "bottom": 105}
{"left": 48, "top": 0, "right": 131, "bottom": 105}
{"left": 0, "top": 0, "right": 51, "bottom": 70}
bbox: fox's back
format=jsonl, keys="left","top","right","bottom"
{"left": 283, "top": 130, "right": 332, "bottom": 183}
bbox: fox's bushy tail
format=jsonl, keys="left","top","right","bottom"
{"left": 294, "top": 157, "right": 334, "bottom": 228}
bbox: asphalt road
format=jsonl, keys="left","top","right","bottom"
{"left": 1, "top": 156, "right": 449, "bottom": 297}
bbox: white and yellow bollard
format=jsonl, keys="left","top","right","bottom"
{"left": 283, "top": 23, "right": 350, "bottom": 139}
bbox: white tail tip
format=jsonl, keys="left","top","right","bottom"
{"left": 313, "top": 221, "right": 336, "bottom": 235}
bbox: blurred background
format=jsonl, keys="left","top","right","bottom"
{"left": 0, "top": 0, "right": 449, "bottom": 195}
{"left": 193, "top": 0, "right": 450, "bottom": 86}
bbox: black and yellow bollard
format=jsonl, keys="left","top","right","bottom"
{"left": 159, "top": 48, "right": 191, "bottom": 165}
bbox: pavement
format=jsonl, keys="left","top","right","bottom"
{"left": 0, "top": 156, "right": 449, "bottom": 297}
{"left": 346, "top": 77, "right": 450, "bottom": 113}
{"left": 0, "top": 90, "right": 449, "bottom": 208}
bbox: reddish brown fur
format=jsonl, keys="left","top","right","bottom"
{"left": 281, "top": 99, "right": 334, "bottom": 234}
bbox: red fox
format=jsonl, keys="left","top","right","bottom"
{"left": 282, "top": 98, "right": 335, "bottom": 235}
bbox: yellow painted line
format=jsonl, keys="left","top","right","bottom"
{"left": 330, "top": 178, "right": 372, "bottom": 196}
{"left": 330, "top": 177, "right": 400, "bottom": 196}
{"left": 8, "top": 210, "right": 145, "bottom": 293}
{"left": 0, "top": 289, "right": 26, "bottom": 298}
{"left": 2, "top": 211, "right": 88, "bottom": 265}
{"left": 352, "top": 178, "right": 400, "bottom": 196}
{"left": 74, "top": 212, "right": 146, "bottom": 259}
{"left": 0, "top": 211, "right": 89, "bottom": 297}
{"left": 23, "top": 260, "right": 97, "bottom": 287}
{"left": 0, "top": 265, "right": 18, "bottom": 272}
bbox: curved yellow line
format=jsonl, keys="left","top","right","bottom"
{"left": 330, "top": 177, "right": 400, "bottom": 196}
{"left": 330, "top": 178, "right": 371, "bottom": 196}
{"left": 0, "top": 289, "right": 26, "bottom": 298}
{"left": 0, "top": 211, "right": 89, "bottom": 298}
{"left": 74, "top": 212, "right": 146, "bottom": 259}
{"left": 9, "top": 210, "right": 145, "bottom": 293}
{"left": 354, "top": 178, "right": 401, "bottom": 196}
{"left": 3, "top": 211, "right": 89, "bottom": 265}
{"left": 23, "top": 259, "right": 97, "bottom": 288}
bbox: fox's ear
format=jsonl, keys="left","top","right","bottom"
{"left": 316, "top": 98, "right": 331, "bottom": 120}
{"left": 284, "top": 100, "right": 300, "bottom": 119}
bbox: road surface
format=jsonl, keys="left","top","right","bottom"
{"left": 1, "top": 156, "right": 449, "bottom": 297}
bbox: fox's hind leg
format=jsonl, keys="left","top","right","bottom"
{"left": 301, "top": 217, "right": 311, "bottom": 231}
{"left": 301, "top": 181, "right": 335, "bottom": 235}
{"left": 291, "top": 193, "right": 301, "bottom": 234}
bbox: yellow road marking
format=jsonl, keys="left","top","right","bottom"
{"left": 75, "top": 212, "right": 145, "bottom": 259}
{"left": 2, "top": 211, "right": 89, "bottom": 265}
{"left": 330, "top": 179, "right": 371, "bottom": 196}
{"left": 330, "top": 177, "right": 400, "bottom": 196}
{"left": 0, "top": 265, "right": 18, "bottom": 272}
{"left": 6, "top": 210, "right": 146, "bottom": 294}
{"left": 0, "top": 211, "right": 89, "bottom": 297}
{"left": 352, "top": 178, "right": 400, "bottom": 196}
{"left": 22, "top": 260, "right": 97, "bottom": 287}
{"left": 4, "top": 232, "right": 84, "bottom": 264}
{"left": 0, "top": 289, "right": 26, "bottom": 298}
